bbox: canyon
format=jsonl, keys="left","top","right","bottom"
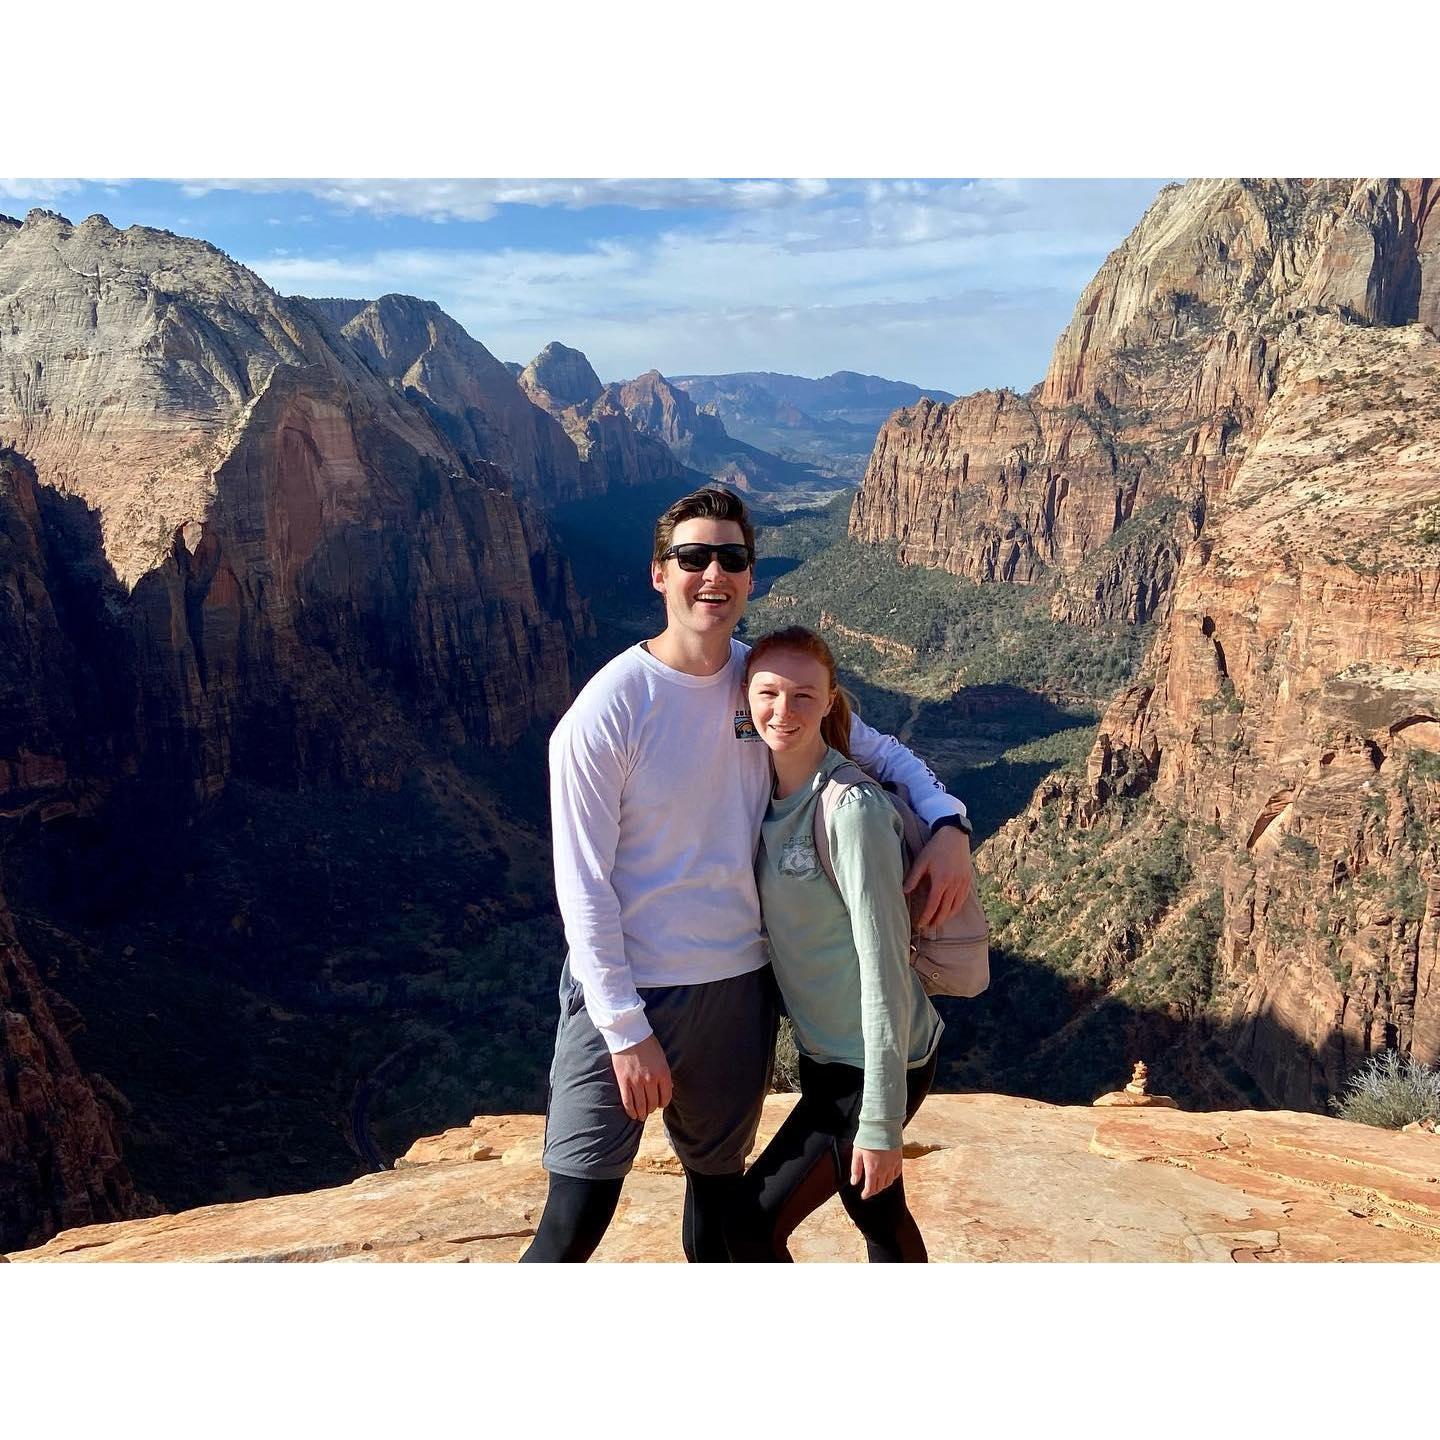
{"left": 4, "top": 181, "right": 1438, "bottom": 1257}
{"left": 0, "top": 209, "right": 712, "bottom": 1248}
{"left": 850, "top": 179, "right": 1440, "bottom": 1112}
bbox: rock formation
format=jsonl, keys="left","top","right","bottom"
{"left": 0, "top": 212, "right": 591, "bottom": 1246}
{"left": 923, "top": 180, "right": 1440, "bottom": 1111}
{"left": 598, "top": 369, "right": 844, "bottom": 507}
{"left": 516, "top": 348, "right": 845, "bottom": 508}
{"left": 517, "top": 345, "right": 705, "bottom": 498}
{"left": 852, "top": 179, "right": 1439, "bottom": 626}
{"left": 0, "top": 211, "right": 584, "bottom": 802}
{"left": 518, "top": 340, "right": 604, "bottom": 412}
{"left": 1, "top": 889, "right": 137, "bottom": 1250}
{"left": 311, "top": 298, "right": 590, "bottom": 503}
{"left": 9, "top": 1094, "right": 1439, "bottom": 1262}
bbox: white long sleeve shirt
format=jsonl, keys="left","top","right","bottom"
{"left": 548, "top": 638, "right": 966, "bottom": 1052}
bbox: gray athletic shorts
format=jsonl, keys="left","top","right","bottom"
{"left": 541, "top": 959, "right": 779, "bottom": 1180}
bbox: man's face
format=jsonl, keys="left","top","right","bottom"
{"left": 651, "top": 517, "right": 753, "bottom": 639}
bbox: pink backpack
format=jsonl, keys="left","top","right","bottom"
{"left": 811, "top": 761, "right": 990, "bottom": 998}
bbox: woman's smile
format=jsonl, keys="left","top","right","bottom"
{"left": 747, "top": 650, "right": 834, "bottom": 758}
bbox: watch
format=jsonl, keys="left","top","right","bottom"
{"left": 930, "top": 812, "right": 973, "bottom": 837}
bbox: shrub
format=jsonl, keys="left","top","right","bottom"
{"left": 770, "top": 1017, "right": 802, "bottom": 1093}
{"left": 1331, "top": 1050, "right": 1440, "bottom": 1129}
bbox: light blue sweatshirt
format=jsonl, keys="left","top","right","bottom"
{"left": 757, "top": 747, "right": 943, "bottom": 1149}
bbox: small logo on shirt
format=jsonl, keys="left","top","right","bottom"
{"left": 734, "top": 709, "right": 761, "bottom": 742}
{"left": 778, "top": 833, "right": 820, "bottom": 879}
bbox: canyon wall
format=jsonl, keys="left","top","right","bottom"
{"left": 0, "top": 211, "right": 586, "bottom": 803}
{"left": 932, "top": 180, "right": 1440, "bottom": 1109}
{"left": 853, "top": 179, "right": 1439, "bottom": 628}
{"left": 517, "top": 342, "right": 701, "bottom": 497}
{"left": 0, "top": 212, "right": 598, "bottom": 1245}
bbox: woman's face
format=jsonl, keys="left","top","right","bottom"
{"left": 746, "top": 649, "right": 834, "bottom": 757}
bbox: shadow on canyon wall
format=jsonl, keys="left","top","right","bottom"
{"left": 2, "top": 467, "right": 1314, "bottom": 1236}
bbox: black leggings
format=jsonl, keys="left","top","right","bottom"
{"left": 518, "top": 1168, "right": 742, "bottom": 1262}
{"left": 727, "top": 1052, "right": 935, "bottom": 1263}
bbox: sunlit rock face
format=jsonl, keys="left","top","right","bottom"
{"left": 10, "top": 1095, "right": 1440, "bottom": 1263}
{"left": 0, "top": 211, "right": 584, "bottom": 801}
{"left": 519, "top": 347, "right": 701, "bottom": 497}
{"left": 853, "top": 178, "right": 1440, "bottom": 625}
{"left": 961, "top": 180, "right": 1440, "bottom": 1111}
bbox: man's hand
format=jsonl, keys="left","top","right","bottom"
{"left": 850, "top": 1146, "right": 903, "bottom": 1200}
{"left": 611, "top": 1034, "right": 673, "bottom": 1122}
{"left": 903, "top": 823, "right": 974, "bottom": 931}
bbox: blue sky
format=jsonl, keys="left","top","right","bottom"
{"left": 1, "top": 177, "right": 1165, "bottom": 393}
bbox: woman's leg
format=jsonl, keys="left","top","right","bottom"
{"left": 834, "top": 1052, "right": 938, "bottom": 1264}
{"left": 833, "top": 1165, "right": 927, "bottom": 1262}
{"left": 725, "top": 1071, "right": 857, "bottom": 1261}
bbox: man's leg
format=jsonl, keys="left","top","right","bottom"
{"left": 521, "top": 961, "right": 643, "bottom": 1263}
{"left": 656, "top": 966, "right": 779, "bottom": 1262}
{"left": 520, "top": 1175, "right": 624, "bottom": 1263}
{"left": 680, "top": 1168, "right": 746, "bottom": 1263}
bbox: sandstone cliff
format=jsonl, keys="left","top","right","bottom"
{"left": 8, "top": 1094, "right": 1438, "bottom": 1262}
{"left": 602, "top": 369, "right": 845, "bottom": 507}
{"left": 517, "top": 344, "right": 703, "bottom": 498}
{"left": 853, "top": 179, "right": 1439, "bottom": 627}
{"left": 0, "top": 888, "right": 137, "bottom": 1250}
{"left": 518, "top": 340, "right": 604, "bottom": 412}
{"left": 0, "top": 213, "right": 591, "bottom": 1245}
{"left": 954, "top": 180, "right": 1440, "bottom": 1112}
{"left": 0, "top": 212, "right": 584, "bottom": 801}
{"left": 314, "top": 297, "right": 590, "bottom": 503}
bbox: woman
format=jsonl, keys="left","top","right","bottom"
{"left": 729, "top": 625, "right": 942, "bottom": 1262}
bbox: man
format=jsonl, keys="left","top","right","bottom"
{"left": 520, "top": 486, "right": 973, "bottom": 1262}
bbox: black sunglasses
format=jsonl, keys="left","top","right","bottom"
{"left": 660, "top": 542, "right": 753, "bottom": 573}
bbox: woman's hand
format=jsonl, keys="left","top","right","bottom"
{"left": 850, "top": 1146, "right": 903, "bottom": 1200}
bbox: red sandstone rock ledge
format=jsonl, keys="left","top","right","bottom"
{"left": 8, "top": 1094, "right": 1439, "bottom": 1263}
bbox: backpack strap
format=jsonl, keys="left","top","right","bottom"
{"left": 811, "top": 761, "right": 874, "bottom": 893}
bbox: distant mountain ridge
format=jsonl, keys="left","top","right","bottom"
{"left": 670, "top": 369, "right": 958, "bottom": 480}
{"left": 519, "top": 346, "right": 847, "bottom": 509}
{"left": 674, "top": 368, "right": 958, "bottom": 422}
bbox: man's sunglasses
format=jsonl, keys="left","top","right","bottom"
{"left": 660, "top": 542, "right": 754, "bottom": 573}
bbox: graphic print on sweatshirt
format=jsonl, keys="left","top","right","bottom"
{"left": 777, "top": 831, "right": 821, "bottom": 879}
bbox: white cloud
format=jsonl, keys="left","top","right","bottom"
{"left": 241, "top": 179, "right": 1165, "bottom": 391}
{"left": 182, "top": 177, "right": 837, "bottom": 222}
{"left": 0, "top": 177, "right": 88, "bottom": 208}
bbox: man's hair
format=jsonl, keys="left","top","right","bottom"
{"left": 744, "top": 625, "right": 854, "bottom": 760}
{"left": 652, "top": 486, "right": 755, "bottom": 566}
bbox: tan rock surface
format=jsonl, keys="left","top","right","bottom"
{"left": 518, "top": 348, "right": 700, "bottom": 498}
{"left": 852, "top": 179, "right": 1439, "bottom": 626}
{"left": 9, "top": 1094, "right": 1439, "bottom": 1263}
{"left": 984, "top": 311, "right": 1440, "bottom": 1110}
